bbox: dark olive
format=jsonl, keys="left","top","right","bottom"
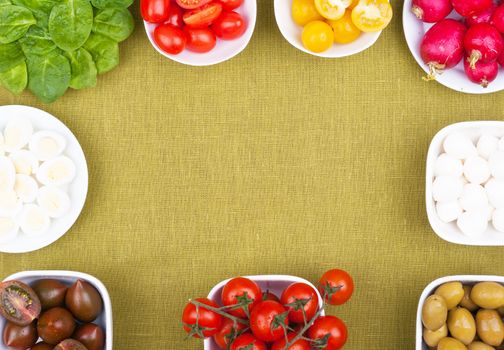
{"left": 65, "top": 280, "right": 102, "bottom": 323}
{"left": 37, "top": 307, "right": 76, "bottom": 345}
{"left": 73, "top": 324, "right": 104, "bottom": 350}
{"left": 0, "top": 281, "right": 41, "bottom": 327}
{"left": 53, "top": 339, "right": 88, "bottom": 350}
{"left": 31, "top": 280, "right": 68, "bottom": 311}
{"left": 2, "top": 321, "right": 37, "bottom": 350}
{"left": 30, "top": 342, "right": 53, "bottom": 350}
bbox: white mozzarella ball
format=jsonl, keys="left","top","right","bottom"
{"left": 3, "top": 119, "right": 33, "bottom": 153}
{"left": 459, "top": 183, "right": 488, "bottom": 212}
{"left": 485, "top": 179, "right": 504, "bottom": 209}
{"left": 484, "top": 205, "right": 495, "bottom": 221}
{"left": 434, "top": 153, "right": 463, "bottom": 177}
{"left": 493, "top": 208, "right": 504, "bottom": 233}
{"left": 444, "top": 132, "right": 477, "bottom": 159}
{"left": 457, "top": 210, "right": 489, "bottom": 236}
{"left": 29, "top": 131, "right": 66, "bottom": 161}
{"left": 432, "top": 176, "right": 464, "bottom": 202}
{"left": 488, "top": 151, "right": 504, "bottom": 180}
{"left": 9, "top": 150, "right": 39, "bottom": 176}
{"left": 14, "top": 174, "right": 38, "bottom": 203}
{"left": 0, "top": 189, "right": 22, "bottom": 217}
{"left": 18, "top": 204, "right": 50, "bottom": 237}
{"left": 477, "top": 134, "right": 499, "bottom": 159}
{"left": 463, "top": 156, "right": 491, "bottom": 184}
{"left": 436, "top": 201, "right": 463, "bottom": 223}
{"left": 0, "top": 217, "right": 18, "bottom": 244}
{"left": 499, "top": 137, "right": 504, "bottom": 151}
{"left": 0, "top": 156, "right": 16, "bottom": 191}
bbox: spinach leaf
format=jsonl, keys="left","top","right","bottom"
{"left": 83, "top": 32, "right": 118, "bottom": 74}
{"left": 65, "top": 47, "right": 97, "bottom": 89}
{"left": 19, "top": 25, "right": 56, "bottom": 56}
{"left": 0, "top": 5, "right": 36, "bottom": 44}
{"left": 0, "top": 0, "right": 12, "bottom": 6}
{"left": 0, "top": 42, "right": 25, "bottom": 73}
{"left": 12, "top": 0, "right": 61, "bottom": 28}
{"left": 92, "top": 7, "right": 134, "bottom": 42}
{"left": 27, "top": 50, "right": 70, "bottom": 102}
{"left": 0, "top": 61, "right": 27, "bottom": 94}
{"left": 91, "top": 0, "right": 132, "bottom": 9}
{"left": 49, "top": 0, "right": 93, "bottom": 51}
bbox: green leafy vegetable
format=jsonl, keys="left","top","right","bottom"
{"left": 27, "top": 50, "right": 70, "bottom": 102}
{"left": 92, "top": 7, "right": 133, "bottom": 42}
{"left": 0, "top": 42, "right": 25, "bottom": 72}
{"left": 19, "top": 25, "right": 56, "bottom": 55}
{"left": 49, "top": 0, "right": 93, "bottom": 51}
{"left": 0, "top": 5, "right": 36, "bottom": 44}
{"left": 0, "top": 61, "right": 27, "bottom": 94}
{"left": 12, "top": 0, "right": 61, "bottom": 28}
{"left": 91, "top": 0, "right": 132, "bottom": 9}
{"left": 65, "top": 47, "right": 97, "bottom": 89}
{"left": 83, "top": 32, "right": 118, "bottom": 74}
{"left": 0, "top": 0, "right": 12, "bottom": 6}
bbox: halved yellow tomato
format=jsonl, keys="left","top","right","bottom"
{"left": 314, "top": 0, "right": 352, "bottom": 20}
{"left": 301, "top": 20, "right": 334, "bottom": 53}
{"left": 292, "top": 0, "right": 323, "bottom": 26}
{"left": 351, "top": 0, "right": 393, "bottom": 32}
{"left": 327, "top": 10, "right": 361, "bottom": 44}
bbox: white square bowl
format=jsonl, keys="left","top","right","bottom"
{"left": 0, "top": 270, "right": 112, "bottom": 350}
{"left": 416, "top": 275, "right": 504, "bottom": 350}
{"left": 426, "top": 121, "right": 504, "bottom": 246}
{"left": 203, "top": 275, "right": 325, "bottom": 350}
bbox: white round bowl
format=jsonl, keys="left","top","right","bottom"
{"left": 274, "top": 0, "right": 383, "bottom": 58}
{"left": 203, "top": 275, "right": 325, "bottom": 350}
{"left": 144, "top": 1, "right": 257, "bottom": 66}
{"left": 403, "top": 0, "right": 504, "bottom": 94}
{"left": 0, "top": 105, "right": 88, "bottom": 253}
{"left": 0, "top": 270, "right": 113, "bottom": 350}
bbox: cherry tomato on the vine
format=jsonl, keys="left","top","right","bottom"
{"left": 222, "top": 277, "right": 262, "bottom": 318}
{"left": 308, "top": 316, "right": 348, "bottom": 350}
{"left": 183, "top": 2, "right": 223, "bottom": 28}
{"left": 271, "top": 332, "right": 311, "bottom": 350}
{"left": 280, "top": 282, "right": 319, "bottom": 324}
{"left": 213, "top": 318, "right": 247, "bottom": 349}
{"left": 318, "top": 269, "right": 354, "bottom": 306}
{"left": 230, "top": 333, "right": 268, "bottom": 350}
{"left": 212, "top": 11, "right": 247, "bottom": 39}
{"left": 219, "top": 0, "right": 243, "bottom": 10}
{"left": 141, "top": 0, "right": 170, "bottom": 23}
{"left": 184, "top": 27, "right": 216, "bottom": 52}
{"left": 249, "top": 300, "right": 289, "bottom": 342}
{"left": 153, "top": 23, "right": 187, "bottom": 55}
{"left": 166, "top": 2, "right": 184, "bottom": 27}
{"left": 262, "top": 291, "right": 280, "bottom": 302}
{"left": 182, "top": 298, "right": 223, "bottom": 338}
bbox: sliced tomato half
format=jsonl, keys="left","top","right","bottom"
{"left": 183, "top": 2, "right": 223, "bottom": 28}
{"left": 176, "top": 0, "right": 211, "bottom": 9}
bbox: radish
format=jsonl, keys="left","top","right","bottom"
{"left": 499, "top": 45, "right": 504, "bottom": 67}
{"left": 420, "top": 19, "right": 466, "bottom": 80}
{"left": 466, "top": 5, "right": 496, "bottom": 26}
{"left": 411, "top": 0, "right": 452, "bottom": 23}
{"left": 490, "top": 4, "right": 504, "bottom": 33}
{"left": 452, "top": 0, "right": 493, "bottom": 17}
{"left": 463, "top": 56, "right": 499, "bottom": 87}
{"left": 464, "top": 23, "right": 504, "bottom": 68}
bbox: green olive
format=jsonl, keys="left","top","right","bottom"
{"left": 436, "top": 282, "right": 465, "bottom": 310}
{"left": 468, "top": 341, "right": 495, "bottom": 350}
{"left": 438, "top": 337, "right": 468, "bottom": 350}
{"left": 461, "top": 285, "right": 479, "bottom": 312}
{"left": 424, "top": 324, "right": 448, "bottom": 347}
{"left": 423, "top": 295, "right": 448, "bottom": 331}
{"left": 476, "top": 309, "right": 504, "bottom": 347}
{"left": 471, "top": 283, "right": 504, "bottom": 310}
{"left": 448, "top": 307, "right": 476, "bottom": 345}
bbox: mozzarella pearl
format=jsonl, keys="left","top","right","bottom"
{"left": 443, "top": 132, "right": 477, "bottom": 159}
{"left": 477, "top": 134, "right": 499, "bottom": 159}
{"left": 436, "top": 201, "right": 463, "bottom": 223}
{"left": 493, "top": 208, "right": 504, "bottom": 233}
{"left": 463, "top": 156, "right": 491, "bottom": 184}
{"left": 434, "top": 153, "right": 463, "bottom": 177}
{"left": 485, "top": 179, "right": 504, "bottom": 209}
{"left": 459, "top": 183, "right": 488, "bottom": 212}
{"left": 432, "top": 176, "right": 464, "bottom": 202}
{"left": 457, "top": 210, "right": 489, "bottom": 236}
{"left": 488, "top": 151, "right": 504, "bottom": 180}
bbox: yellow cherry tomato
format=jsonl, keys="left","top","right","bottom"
{"left": 315, "top": 0, "right": 352, "bottom": 20}
{"left": 292, "top": 0, "right": 323, "bottom": 26}
{"left": 348, "top": 0, "right": 359, "bottom": 9}
{"left": 301, "top": 20, "right": 334, "bottom": 53}
{"left": 351, "top": 0, "right": 393, "bottom": 32}
{"left": 327, "top": 10, "right": 361, "bottom": 43}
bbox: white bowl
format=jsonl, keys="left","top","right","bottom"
{"left": 204, "top": 275, "right": 325, "bottom": 350}
{"left": 0, "top": 105, "right": 88, "bottom": 253}
{"left": 426, "top": 121, "right": 504, "bottom": 246}
{"left": 0, "top": 270, "right": 112, "bottom": 350}
{"left": 144, "top": 1, "right": 257, "bottom": 66}
{"left": 416, "top": 275, "right": 504, "bottom": 350}
{"left": 403, "top": 0, "right": 504, "bottom": 94}
{"left": 274, "top": 0, "right": 383, "bottom": 58}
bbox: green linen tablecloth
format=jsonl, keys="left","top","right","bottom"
{"left": 1, "top": 1, "right": 504, "bottom": 349}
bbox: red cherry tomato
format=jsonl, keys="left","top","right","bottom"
{"left": 182, "top": 298, "right": 222, "bottom": 338}
{"left": 249, "top": 300, "right": 288, "bottom": 342}
{"left": 183, "top": 2, "right": 223, "bottom": 28}
{"left": 262, "top": 291, "right": 280, "bottom": 302}
{"left": 141, "top": 0, "right": 170, "bottom": 23}
{"left": 212, "top": 11, "right": 247, "bottom": 39}
{"left": 222, "top": 277, "right": 262, "bottom": 319}
{"left": 213, "top": 318, "right": 247, "bottom": 349}
{"left": 230, "top": 333, "right": 268, "bottom": 350}
{"left": 271, "top": 332, "right": 311, "bottom": 350}
{"left": 184, "top": 27, "right": 216, "bottom": 52}
{"left": 219, "top": 0, "right": 244, "bottom": 11}
{"left": 280, "top": 282, "right": 319, "bottom": 324}
{"left": 176, "top": 0, "right": 211, "bottom": 9}
{"left": 166, "top": 2, "right": 184, "bottom": 27}
{"left": 308, "top": 316, "right": 348, "bottom": 350}
{"left": 153, "top": 23, "right": 187, "bottom": 54}
{"left": 318, "top": 269, "right": 354, "bottom": 306}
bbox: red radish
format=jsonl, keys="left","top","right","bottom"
{"left": 420, "top": 19, "right": 466, "bottom": 80}
{"left": 411, "top": 0, "right": 452, "bottom": 23}
{"left": 466, "top": 5, "right": 496, "bottom": 26}
{"left": 490, "top": 4, "right": 504, "bottom": 33}
{"left": 463, "top": 56, "right": 499, "bottom": 87}
{"left": 464, "top": 23, "right": 504, "bottom": 68}
{"left": 452, "top": 0, "right": 492, "bottom": 17}
{"left": 499, "top": 45, "right": 504, "bottom": 66}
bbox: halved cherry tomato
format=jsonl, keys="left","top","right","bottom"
{"left": 327, "top": 10, "right": 361, "bottom": 44}
{"left": 351, "top": 0, "right": 393, "bottom": 32}
{"left": 154, "top": 23, "right": 187, "bottom": 54}
{"left": 213, "top": 318, "right": 247, "bottom": 349}
{"left": 318, "top": 269, "right": 354, "bottom": 306}
{"left": 280, "top": 282, "right": 319, "bottom": 324}
{"left": 212, "top": 11, "right": 247, "bottom": 39}
{"left": 182, "top": 298, "right": 223, "bottom": 338}
{"left": 141, "top": 0, "right": 171, "bottom": 23}
{"left": 176, "top": 0, "right": 211, "bottom": 9}
{"left": 183, "top": 2, "right": 223, "bottom": 28}
{"left": 292, "top": 0, "right": 323, "bottom": 26}
{"left": 184, "top": 27, "right": 217, "bottom": 52}
{"left": 301, "top": 20, "right": 334, "bottom": 53}
{"left": 315, "top": 0, "right": 351, "bottom": 20}
{"left": 222, "top": 277, "right": 262, "bottom": 319}
{"left": 166, "top": 2, "right": 184, "bottom": 27}
{"left": 249, "top": 300, "right": 288, "bottom": 342}
{"left": 308, "top": 316, "right": 347, "bottom": 350}
{"left": 219, "top": 0, "right": 243, "bottom": 11}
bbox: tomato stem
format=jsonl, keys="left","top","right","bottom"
{"left": 189, "top": 299, "right": 249, "bottom": 325}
